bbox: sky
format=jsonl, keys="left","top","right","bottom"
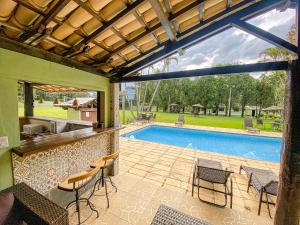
{"left": 140, "top": 8, "right": 296, "bottom": 79}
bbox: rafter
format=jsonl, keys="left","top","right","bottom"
{"left": 93, "top": 23, "right": 161, "bottom": 65}
{"left": 198, "top": 2, "right": 204, "bottom": 21}
{"left": 19, "top": 0, "right": 70, "bottom": 42}
{"left": 116, "top": 0, "right": 286, "bottom": 77}
{"left": 111, "top": 61, "right": 289, "bottom": 82}
{"left": 232, "top": 20, "right": 298, "bottom": 54}
{"left": 69, "top": 0, "right": 146, "bottom": 49}
{"left": 94, "top": 0, "right": 208, "bottom": 65}
{"left": 132, "top": 10, "right": 159, "bottom": 43}
{"left": 162, "top": 0, "right": 172, "bottom": 13}
{"left": 149, "top": 0, "right": 176, "bottom": 41}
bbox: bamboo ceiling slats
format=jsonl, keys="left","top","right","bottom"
{"left": 0, "top": 0, "right": 254, "bottom": 77}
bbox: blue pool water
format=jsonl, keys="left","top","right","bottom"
{"left": 121, "top": 125, "right": 282, "bottom": 162}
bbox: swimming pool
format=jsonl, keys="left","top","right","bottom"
{"left": 121, "top": 125, "right": 282, "bottom": 162}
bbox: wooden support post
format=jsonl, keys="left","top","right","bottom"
{"left": 274, "top": 60, "right": 300, "bottom": 225}
{"left": 24, "top": 82, "right": 33, "bottom": 117}
{"left": 97, "top": 91, "right": 101, "bottom": 125}
{"left": 110, "top": 83, "right": 120, "bottom": 176}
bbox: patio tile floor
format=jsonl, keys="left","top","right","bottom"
{"left": 69, "top": 123, "right": 280, "bottom": 225}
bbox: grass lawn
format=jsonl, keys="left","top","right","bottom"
{"left": 18, "top": 102, "right": 67, "bottom": 119}
{"left": 18, "top": 102, "right": 281, "bottom": 132}
{"left": 119, "top": 110, "right": 281, "bottom": 132}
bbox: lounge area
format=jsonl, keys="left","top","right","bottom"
{"left": 55, "top": 123, "right": 279, "bottom": 225}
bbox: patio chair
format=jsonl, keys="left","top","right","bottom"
{"left": 192, "top": 158, "right": 233, "bottom": 208}
{"left": 88, "top": 152, "right": 119, "bottom": 208}
{"left": 127, "top": 115, "right": 142, "bottom": 125}
{"left": 239, "top": 165, "right": 278, "bottom": 218}
{"left": 150, "top": 113, "right": 156, "bottom": 122}
{"left": 58, "top": 167, "right": 100, "bottom": 224}
{"left": 272, "top": 120, "right": 282, "bottom": 131}
{"left": 175, "top": 115, "right": 185, "bottom": 127}
{"left": 244, "top": 118, "right": 260, "bottom": 133}
{"left": 256, "top": 118, "right": 264, "bottom": 128}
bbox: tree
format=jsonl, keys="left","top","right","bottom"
{"left": 194, "top": 77, "right": 216, "bottom": 115}
{"left": 237, "top": 74, "right": 256, "bottom": 117}
{"left": 255, "top": 74, "right": 276, "bottom": 116}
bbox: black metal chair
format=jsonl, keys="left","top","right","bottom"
{"left": 239, "top": 165, "right": 278, "bottom": 218}
{"left": 58, "top": 167, "right": 100, "bottom": 225}
{"left": 88, "top": 152, "right": 119, "bottom": 208}
{"left": 192, "top": 158, "right": 233, "bottom": 208}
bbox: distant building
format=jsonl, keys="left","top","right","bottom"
{"left": 54, "top": 98, "right": 97, "bottom": 122}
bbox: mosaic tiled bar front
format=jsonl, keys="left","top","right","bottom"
{"left": 12, "top": 133, "right": 112, "bottom": 195}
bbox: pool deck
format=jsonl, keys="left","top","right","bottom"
{"left": 69, "top": 122, "right": 280, "bottom": 225}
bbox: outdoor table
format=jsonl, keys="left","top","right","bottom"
{"left": 0, "top": 182, "right": 69, "bottom": 225}
{"left": 150, "top": 204, "right": 211, "bottom": 225}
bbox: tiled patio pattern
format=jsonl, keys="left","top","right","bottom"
{"left": 69, "top": 123, "right": 280, "bottom": 225}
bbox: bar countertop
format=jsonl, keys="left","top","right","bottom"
{"left": 13, "top": 126, "right": 124, "bottom": 157}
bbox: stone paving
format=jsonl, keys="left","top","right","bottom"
{"left": 69, "top": 123, "right": 281, "bottom": 225}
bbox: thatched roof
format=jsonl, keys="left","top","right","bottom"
{"left": 262, "top": 106, "right": 283, "bottom": 112}
{"left": 192, "top": 103, "right": 203, "bottom": 108}
{"left": 34, "top": 84, "right": 87, "bottom": 93}
{"left": 0, "top": 0, "right": 261, "bottom": 78}
{"left": 54, "top": 98, "right": 96, "bottom": 108}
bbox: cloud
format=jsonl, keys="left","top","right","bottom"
{"left": 162, "top": 8, "right": 296, "bottom": 77}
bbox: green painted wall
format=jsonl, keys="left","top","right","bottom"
{"left": 0, "top": 48, "right": 111, "bottom": 190}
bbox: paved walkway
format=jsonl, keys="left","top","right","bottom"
{"left": 69, "top": 123, "right": 280, "bottom": 225}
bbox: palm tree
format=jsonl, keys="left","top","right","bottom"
{"left": 146, "top": 56, "right": 178, "bottom": 112}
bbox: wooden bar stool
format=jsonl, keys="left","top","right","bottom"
{"left": 58, "top": 167, "right": 100, "bottom": 225}
{"left": 88, "top": 152, "right": 119, "bottom": 208}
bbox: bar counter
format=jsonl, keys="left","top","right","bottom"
{"left": 13, "top": 126, "right": 123, "bottom": 157}
{"left": 11, "top": 126, "right": 123, "bottom": 197}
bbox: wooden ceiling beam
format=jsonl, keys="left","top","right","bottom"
{"left": 116, "top": 0, "right": 282, "bottom": 77}
{"left": 0, "top": 36, "right": 107, "bottom": 77}
{"left": 72, "top": 0, "right": 103, "bottom": 23}
{"left": 162, "top": 0, "right": 172, "bottom": 13}
{"left": 11, "top": 0, "right": 46, "bottom": 16}
{"left": 198, "top": 2, "right": 204, "bottom": 21}
{"left": 94, "top": 0, "right": 204, "bottom": 65}
{"left": 149, "top": 0, "right": 176, "bottom": 41}
{"left": 92, "top": 23, "right": 160, "bottom": 65}
{"left": 19, "top": 0, "right": 70, "bottom": 42}
{"left": 67, "top": 0, "right": 146, "bottom": 52}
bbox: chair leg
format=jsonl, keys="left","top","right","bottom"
{"left": 108, "top": 176, "right": 117, "bottom": 192}
{"left": 264, "top": 191, "right": 272, "bottom": 218}
{"left": 101, "top": 169, "right": 105, "bottom": 187}
{"left": 192, "top": 169, "right": 195, "bottom": 197}
{"left": 197, "top": 178, "right": 200, "bottom": 198}
{"left": 230, "top": 179, "right": 233, "bottom": 209}
{"left": 75, "top": 190, "right": 81, "bottom": 225}
{"left": 104, "top": 179, "right": 109, "bottom": 208}
{"left": 224, "top": 184, "right": 228, "bottom": 207}
{"left": 258, "top": 190, "right": 263, "bottom": 216}
{"left": 80, "top": 198, "right": 99, "bottom": 219}
{"left": 88, "top": 178, "right": 100, "bottom": 201}
{"left": 247, "top": 173, "right": 253, "bottom": 193}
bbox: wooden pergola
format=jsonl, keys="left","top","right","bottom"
{"left": 0, "top": 0, "right": 299, "bottom": 224}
